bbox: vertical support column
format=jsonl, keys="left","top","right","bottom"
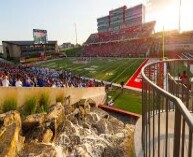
{"left": 173, "top": 107, "right": 181, "bottom": 157}
{"left": 142, "top": 78, "right": 146, "bottom": 157}
{"left": 188, "top": 129, "right": 192, "bottom": 157}
{"left": 165, "top": 97, "right": 169, "bottom": 157}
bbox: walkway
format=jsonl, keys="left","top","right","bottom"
{"left": 135, "top": 112, "right": 193, "bottom": 157}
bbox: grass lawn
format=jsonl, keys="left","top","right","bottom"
{"left": 106, "top": 87, "right": 142, "bottom": 114}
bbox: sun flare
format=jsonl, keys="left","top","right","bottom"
{"left": 153, "top": 0, "right": 193, "bottom": 32}
{"left": 155, "top": 5, "right": 179, "bottom": 31}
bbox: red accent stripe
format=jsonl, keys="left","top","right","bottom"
{"left": 98, "top": 104, "right": 141, "bottom": 118}
{"left": 125, "top": 59, "right": 149, "bottom": 89}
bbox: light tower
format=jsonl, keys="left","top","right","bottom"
{"left": 74, "top": 23, "right": 78, "bottom": 45}
{"left": 179, "top": 0, "right": 182, "bottom": 33}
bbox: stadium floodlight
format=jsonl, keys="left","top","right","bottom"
{"left": 179, "top": 0, "right": 181, "bottom": 33}
{"left": 74, "top": 23, "right": 78, "bottom": 45}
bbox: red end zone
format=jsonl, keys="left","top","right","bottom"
{"left": 125, "top": 59, "right": 163, "bottom": 90}
{"left": 125, "top": 59, "right": 149, "bottom": 89}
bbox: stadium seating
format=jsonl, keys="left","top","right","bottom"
{"left": 85, "top": 21, "right": 155, "bottom": 45}
{"left": 165, "top": 33, "right": 193, "bottom": 44}
{"left": 82, "top": 37, "right": 153, "bottom": 57}
{"left": 81, "top": 21, "right": 156, "bottom": 57}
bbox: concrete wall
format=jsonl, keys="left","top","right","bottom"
{"left": 0, "top": 87, "right": 106, "bottom": 110}
{"left": 2, "top": 42, "right": 21, "bottom": 59}
{"left": 55, "top": 43, "right": 59, "bottom": 53}
{"left": 2, "top": 42, "right": 9, "bottom": 58}
{"left": 0, "top": 45, "right": 2, "bottom": 54}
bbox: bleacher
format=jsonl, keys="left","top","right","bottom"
{"left": 166, "top": 32, "right": 193, "bottom": 44}
{"left": 82, "top": 37, "right": 153, "bottom": 57}
{"left": 81, "top": 21, "right": 156, "bottom": 57}
{"left": 85, "top": 21, "right": 155, "bottom": 45}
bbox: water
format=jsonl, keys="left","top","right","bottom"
{"left": 32, "top": 107, "right": 134, "bottom": 157}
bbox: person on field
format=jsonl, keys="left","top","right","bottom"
{"left": 108, "top": 98, "right": 114, "bottom": 107}
{"left": 120, "top": 81, "right": 124, "bottom": 92}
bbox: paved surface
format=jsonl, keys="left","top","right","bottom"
{"left": 134, "top": 112, "right": 193, "bottom": 157}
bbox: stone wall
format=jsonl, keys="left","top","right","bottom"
{"left": 0, "top": 87, "right": 106, "bottom": 110}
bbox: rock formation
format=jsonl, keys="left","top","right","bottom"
{"left": 0, "top": 98, "right": 135, "bottom": 157}
{"left": 0, "top": 111, "right": 24, "bottom": 157}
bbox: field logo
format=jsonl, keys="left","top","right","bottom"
{"left": 125, "top": 59, "right": 161, "bottom": 89}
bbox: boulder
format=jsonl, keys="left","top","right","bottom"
{"left": 73, "top": 99, "right": 93, "bottom": 120}
{"left": 42, "top": 129, "right": 53, "bottom": 143}
{"left": 46, "top": 102, "right": 65, "bottom": 140}
{"left": 78, "top": 99, "right": 91, "bottom": 116}
{"left": 0, "top": 111, "right": 21, "bottom": 128}
{"left": 22, "top": 112, "right": 47, "bottom": 132}
{"left": 47, "top": 102, "right": 65, "bottom": 124}
{"left": 22, "top": 102, "right": 65, "bottom": 143}
{"left": 87, "top": 98, "right": 96, "bottom": 107}
{"left": 63, "top": 96, "right": 72, "bottom": 115}
{"left": 18, "top": 142, "right": 57, "bottom": 157}
{"left": 0, "top": 111, "right": 24, "bottom": 157}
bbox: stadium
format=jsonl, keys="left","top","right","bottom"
{"left": 0, "top": 2, "right": 193, "bottom": 157}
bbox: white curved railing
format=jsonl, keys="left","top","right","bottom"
{"left": 141, "top": 59, "right": 193, "bottom": 157}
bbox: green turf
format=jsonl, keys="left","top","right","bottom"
{"left": 39, "top": 57, "right": 145, "bottom": 84}
{"left": 106, "top": 88, "right": 142, "bottom": 114}
{"left": 37, "top": 57, "right": 144, "bottom": 114}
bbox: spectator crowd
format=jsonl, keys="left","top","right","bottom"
{"left": 85, "top": 21, "right": 155, "bottom": 44}
{"left": 83, "top": 37, "right": 152, "bottom": 57}
{"left": 0, "top": 61, "right": 105, "bottom": 88}
{"left": 81, "top": 21, "right": 155, "bottom": 58}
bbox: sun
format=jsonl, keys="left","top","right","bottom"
{"left": 153, "top": 0, "right": 193, "bottom": 32}
{"left": 180, "top": 2, "right": 193, "bottom": 31}
{"left": 155, "top": 5, "right": 179, "bottom": 32}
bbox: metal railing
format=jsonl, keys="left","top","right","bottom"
{"left": 141, "top": 59, "right": 193, "bottom": 157}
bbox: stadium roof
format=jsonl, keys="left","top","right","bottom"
{"left": 2, "top": 41, "right": 57, "bottom": 46}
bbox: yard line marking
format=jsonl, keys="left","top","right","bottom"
{"left": 111, "top": 59, "right": 139, "bottom": 83}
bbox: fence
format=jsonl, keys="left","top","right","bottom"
{"left": 141, "top": 59, "right": 193, "bottom": 157}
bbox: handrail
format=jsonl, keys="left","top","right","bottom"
{"left": 141, "top": 59, "right": 193, "bottom": 131}
{"left": 141, "top": 59, "right": 193, "bottom": 157}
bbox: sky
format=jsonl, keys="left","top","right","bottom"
{"left": 0, "top": 0, "right": 193, "bottom": 45}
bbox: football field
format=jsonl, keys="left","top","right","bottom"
{"left": 38, "top": 57, "right": 145, "bottom": 84}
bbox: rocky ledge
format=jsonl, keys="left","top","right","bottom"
{"left": 0, "top": 98, "right": 135, "bottom": 157}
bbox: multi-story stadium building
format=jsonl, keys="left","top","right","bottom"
{"left": 2, "top": 41, "right": 58, "bottom": 61}
{"left": 82, "top": 4, "right": 193, "bottom": 58}
{"left": 0, "top": 45, "right": 2, "bottom": 54}
{"left": 97, "top": 4, "right": 145, "bottom": 33}
{"left": 82, "top": 4, "right": 155, "bottom": 58}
